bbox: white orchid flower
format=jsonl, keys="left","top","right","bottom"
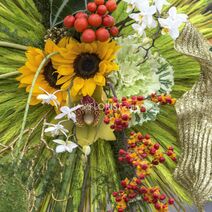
{"left": 53, "top": 139, "right": 78, "bottom": 153}
{"left": 132, "top": 23, "right": 147, "bottom": 36}
{"left": 55, "top": 105, "right": 83, "bottom": 122}
{"left": 130, "top": 1, "right": 157, "bottom": 29}
{"left": 158, "top": 7, "right": 188, "bottom": 40}
{"left": 37, "top": 87, "right": 60, "bottom": 108}
{"left": 123, "top": 0, "right": 137, "bottom": 13}
{"left": 44, "top": 122, "right": 69, "bottom": 137}
{"left": 167, "top": 7, "right": 188, "bottom": 23}
{"left": 154, "top": 0, "right": 170, "bottom": 13}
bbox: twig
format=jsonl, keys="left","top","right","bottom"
{"left": 107, "top": 81, "right": 117, "bottom": 98}
{"left": 137, "top": 26, "right": 162, "bottom": 66}
{"left": 0, "top": 71, "right": 20, "bottom": 79}
{"left": 52, "top": 0, "right": 69, "bottom": 27}
{"left": 40, "top": 119, "right": 55, "bottom": 153}
{"left": 51, "top": 193, "right": 72, "bottom": 202}
{"left": 0, "top": 129, "right": 29, "bottom": 154}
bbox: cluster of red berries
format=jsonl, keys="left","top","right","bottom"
{"left": 113, "top": 181, "right": 174, "bottom": 212}
{"left": 166, "top": 146, "right": 177, "bottom": 162}
{"left": 104, "top": 96, "right": 146, "bottom": 132}
{"left": 63, "top": 0, "right": 119, "bottom": 43}
{"left": 113, "top": 132, "right": 176, "bottom": 211}
{"left": 103, "top": 94, "right": 176, "bottom": 132}
{"left": 151, "top": 94, "right": 176, "bottom": 105}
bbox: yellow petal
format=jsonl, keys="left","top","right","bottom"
{"left": 70, "top": 77, "right": 85, "bottom": 96}
{"left": 45, "top": 39, "right": 57, "bottom": 54}
{"left": 30, "top": 96, "right": 41, "bottom": 105}
{"left": 58, "top": 65, "right": 74, "bottom": 75}
{"left": 93, "top": 74, "right": 106, "bottom": 86}
{"left": 57, "top": 76, "right": 72, "bottom": 85}
{"left": 81, "top": 79, "right": 96, "bottom": 96}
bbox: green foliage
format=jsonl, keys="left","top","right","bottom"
{"left": 0, "top": 165, "right": 29, "bottom": 212}
{"left": 0, "top": 0, "right": 211, "bottom": 211}
{"left": 34, "top": 0, "right": 93, "bottom": 28}
{"left": 0, "top": 0, "right": 45, "bottom": 47}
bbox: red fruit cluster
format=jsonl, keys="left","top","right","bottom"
{"left": 151, "top": 94, "right": 176, "bottom": 105}
{"left": 166, "top": 146, "right": 177, "bottom": 162}
{"left": 63, "top": 0, "right": 119, "bottom": 43}
{"left": 113, "top": 132, "right": 176, "bottom": 211}
{"left": 103, "top": 94, "right": 176, "bottom": 132}
{"left": 104, "top": 96, "right": 146, "bottom": 132}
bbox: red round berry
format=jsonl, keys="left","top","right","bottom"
{"left": 115, "top": 196, "right": 122, "bottom": 202}
{"left": 75, "top": 12, "right": 88, "bottom": 19}
{"left": 102, "top": 15, "right": 115, "bottom": 27}
{"left": 140, "top": 106, "right": 146, "bottom": 112}
{"left": 121, "top": 114, "right": 129, "bottom": 121}
{"left": 154, "top": 143, "right": 160, "bottom": 150}
{"left": 105, "top": 0, "right": 117, "bottom": 12}
{"left": 63, "top": 15, "right": 75, "bottom": 28}
{"left": 121, "top": 180, "right": 127, "bottom": 187}
{"left": 118, "top": 209, "right": 124, "bottom": 212}
{"left": 74, "top": 18, "right": 88, "bottom": 32}
{"left": 97, "top": 5, "right": 108, "bottom": 15}
{"left": 150, "top": 148, "right": 156, "bottom": 155}
{"left": 88, "top": 14, "right": 102, "bottom": 27}
{"left": 159, "top": 157, "right": 165, "bottom": 163}
{"left": 119, "top": 149, "right": 126, "bottom": 155}
{"left": 110, "top": 26, "right": 119, "bottom": 36}
{"left": 137, "top": 96, "right": 144, "bottom": 101}
{"left": 166, "top": 150, "right": 173, "bottom": 156}
{"left": 112, "top": 192, "right": 118, "bottom": 197}
{"left": 141, "top": 164, "right": 148, "bottom": 170}
{"left": 94, "top": 0, "right": 104, "bottom": 5}
{"left": 122, "top": 97, "right": 127, "bottom": 101}
{"left": 160, "top": 194, "right": 166, "bottom": 201}
{"left": 153, "top": 192, "right": 159, "bottom": 199}
{"left": 145, "top": 134, "right": 150, "bottom": 139}
{"left": 104, "top": 117, "right": 110, "bottom": 124}
{"left": 154, "top": 203, "right": 161, "bottom": 210}
{"left": 87, "top": 2, "right": 97, "bottom": 12}
{"left": 168, "top": 198, "right": 175, "bottom": 205}
{"left": 81, "top": 29, "right": 96, "bottom": 43}
{"left": 96, "top": 27, "right": 110, "bottom": 42}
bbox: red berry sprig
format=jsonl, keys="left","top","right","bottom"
{"left": 63, "top": 0, "right": 119, "bottom": 43}
{"left": 104, "top": 94, "right": 176, "bottom": 132}
{"left": 113, "top": 132, "right": 176, "bottom": 211}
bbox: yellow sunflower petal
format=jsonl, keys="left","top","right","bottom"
{"left": 45, "top": 39, "right": 57, "bottom": 54}
{"left": 81, "top": 79, "right": 96, "bottom": 96}
{"left": 57, "top": 75, "right": 73, "bottom": 85}
{"left": 93, "top": 74, "right": 106, "bottom": 86}
{"left": 73, "top": 77, "right": 85, "bottom": 91}
{"left": 57, "top": 65, "right": 74, "bottom": 75}
{"left": 30, "top": 96, "right": 41, "bottom": 105}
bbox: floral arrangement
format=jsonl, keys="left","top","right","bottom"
{"left": 0, "top": 0, "right": 211, "bottom": 211}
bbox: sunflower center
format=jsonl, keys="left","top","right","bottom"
{"left": 44, "top": 62, "right": 60, "bottom": 89}
{"left": 74, "top": 53, "right": 100, "bottom": 79}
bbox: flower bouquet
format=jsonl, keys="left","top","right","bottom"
{"left": 0, "top": 0, "right": 211, "bottom": 211}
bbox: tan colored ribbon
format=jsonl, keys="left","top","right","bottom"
{"left": 174, "top": 22, "right": 212, "bottom": 210}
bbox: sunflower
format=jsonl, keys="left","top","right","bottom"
{"left": 17, "top": 40, "right": 67, "bottom": 106}
{"left": 51, "top": 38, "right": 120, "bottom": 98}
